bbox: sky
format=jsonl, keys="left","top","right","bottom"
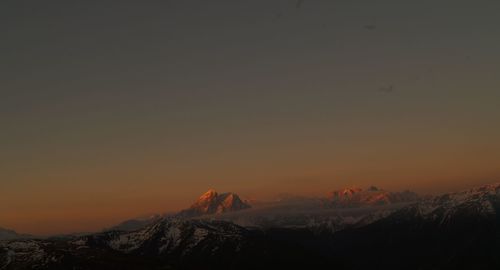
{"left": 1, "top": 0, "right": 500, "bottom": 235}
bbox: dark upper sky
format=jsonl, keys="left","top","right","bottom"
{"left": 1, "top": 0, "right": 500, "bottom": 235}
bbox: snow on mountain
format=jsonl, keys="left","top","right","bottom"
{"left": 109, "top": 187, "right": 413, "bottom": 233}
{"left": 2, "top": 183, "right": 499, "bottom": 269}
{"left": 196, "top": 194, "right": 407, "bottom": 234}
{"left": 323, "top": 183, "right": 500, "bottom": 270}
{"left": 84, "top": 217, "right": 247, "bottom": 256}
{"left": 325, "top": 186, "right": 420, "bottom": 207}
{"left": 0, "top": 240, "right": 49, "bottom": 269}
{"left": 402, "top": 183, "right": 500, "bottom": 224}
{"left": 178, "top": 189, "right": 251, "bottom": 217}
{"left": 0, "top": 218, "right": 250, "bottom": 269}
{"left": 107, "top": 190, "right": 251, "bottom": 233}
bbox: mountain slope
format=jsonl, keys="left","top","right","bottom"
{"left": 2, "top": 184, "right": 499, "bottom": 270}
{"left": 324, "top": 183, "right": 500, "bottom": 269}
{"left": 106, "top": 214, "right": 164, "bottom": 232}
{"left": 0, "top": 218, "right": 327, "bottom": 270}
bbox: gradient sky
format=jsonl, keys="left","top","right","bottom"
{"left": 2, "top": 0, "right": 500, "bottom": 235}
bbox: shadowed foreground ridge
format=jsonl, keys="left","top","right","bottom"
{"left": 1, "top": 184, "right": 499, "bottom": 270}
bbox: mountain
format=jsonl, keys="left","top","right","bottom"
{"left": 109, "top": 187, "right": 413, "bottom": 234}
{"left": 106, "top": 214, "right": 164, "bottom": 232}
{"left": 178, "top": 189, "right": 251, "bottom": 217}
{"left": 0, "top": 218, "right": 326, "bottom": 270}
{"left": 325, "top": 186, "right": 420, "bottom": 207}
{"left": 191, "top": 187, "right": 414, "bottom": 232}
{"left": 0, "top": 228, "right": 30, "bottom": 241}
{"left": 106, "top": 190, "right": 251, "bottom": 233}
{"left": 199, "top": 196, "right": 400, "bottom": 233}
{"left": 323, "top": 183, "right": 500, "bottom": 269}
{"left": 412, "top": 183, "right": 500, "bottom": 222}
{"left": 2, "top": 183, "right": 499, "bottom": 269}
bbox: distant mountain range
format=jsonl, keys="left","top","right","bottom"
{"left": 113, "top": 187, "right": 419, "bottom": 232}
{"left": 110, "top": 189, "right": 251, "bottom": 232}
{"left": 324, "top": 183, "right": 500, "bottom": 269}
{"left": 1, "top": 183, "right": 499, "bottom": 269}
{"left": 325, "top": 186, "right": 420, "bottom": 207}
{"left": 0, "top": 228, "right": 30, "bottom": 241}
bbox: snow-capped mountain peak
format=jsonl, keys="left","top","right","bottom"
{"left": 179, "top": 189, "right": 251, "bottom": 217}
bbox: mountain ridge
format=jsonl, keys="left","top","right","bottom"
{"left": 325, "top": 186, "right": 420, "bottom": 207}
{"left": 1, "top": 182, "right": 500, "bottom": 269}
{"left": 178, "top": 189, "right": 251, "bottom": 217}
